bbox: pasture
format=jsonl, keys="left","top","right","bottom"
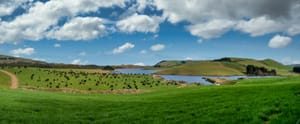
{"left": 3, "top": 67, "right": 179, "bottom": 92}
{"left": 0, "top": 76, "right": 299, "bottom": 124}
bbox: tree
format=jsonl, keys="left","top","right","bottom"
{"left": 293, "top": 67, "right": 300, "bottom": 73}
{"left": 246, "top": 65, "right": 276, "bottom": 76}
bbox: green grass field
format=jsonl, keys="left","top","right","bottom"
{"left": 0, "top": 76, "right": 299, "bottom": 124}
{"left": 3, "top": 67, "right": 179, "bottom": 92}
{"left": 156, "top": 61, "right": 244, "bottom": 76}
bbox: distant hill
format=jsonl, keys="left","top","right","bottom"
{"left": 154, "top": 60, "right": 191, "bottom": 68}
{"left": 0, "top": 55, "right": 104, "bottom": 69}
{"left": 0, "top": 55, "right": 47, "bottom": 65}
{"left": 155, "top": 57, "right": 293, "bottom": 76}
{"left": 288, "top": 64, "right": 300, "bottom": 67}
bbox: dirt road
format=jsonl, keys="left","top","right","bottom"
{"left": 0, "top": 70, "right": 18, "bottom": 89}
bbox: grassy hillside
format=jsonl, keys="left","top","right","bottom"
{"left": 3, "top": 67, "right": 178, "bottom": 92}
{"left": 156, "top": 61, "right": 244, "bottom": 76}
{"left": 0, "top": 71, "right": 10, "bottom": 89}
{"left": 0, "top": 55, "right": 46, "bottom": 65}
{"left": 154, "top": 60, "right": 189, "bottom": 68}
{"left": 0, "top": 76, "right": 299, "bottom": 124}
{"left": 155, "top": 57, "right": 293, "bottom": 76}
{"left": 0, "top": 54, "right": 104, "bottom": 69}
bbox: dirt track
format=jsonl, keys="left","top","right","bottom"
{"left": 0, "top": 70, "right": 18, "bottom": 89}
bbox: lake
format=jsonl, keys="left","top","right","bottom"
{"left": 113, "top": 68, "right": 276, "bottom": 85}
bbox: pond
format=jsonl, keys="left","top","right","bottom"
{"left": 113, "top": 68, "right": 276, "bottom": 85}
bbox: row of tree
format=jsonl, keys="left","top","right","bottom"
{"left": 293, "top": 67, "right": 300, "bottom": 73}
{"left": 246, "top": 65, "right": 276, "bottom": 76}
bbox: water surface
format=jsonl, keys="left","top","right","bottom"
{"left": 114, "top": 68, "right": 276, "bottom": 85}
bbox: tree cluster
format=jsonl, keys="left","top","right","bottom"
{"left": 293, "top": 67, "right": 300, "bottom": 73}
{"left": 246, "top": 65, "right": 276, "bottom": 76}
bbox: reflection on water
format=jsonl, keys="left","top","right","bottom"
{"left": 113, "top": 68, "right": 276, "bottom": 85}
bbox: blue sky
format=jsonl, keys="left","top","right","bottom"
{"left": 0, "top": 0, "right": 299, "bottom": 65}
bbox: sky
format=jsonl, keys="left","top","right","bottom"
{"left": 0, "top": 0, "right": 300, "bottom": 66}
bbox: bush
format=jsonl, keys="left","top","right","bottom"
{"left": 103, "top": 66, "right": 114, "bottom": 70}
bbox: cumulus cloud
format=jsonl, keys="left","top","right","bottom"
{"left": 236, "top": 16, "right": 284, "bottom": 37}
{"left": 54, "top": 43, "right": 61, "bottom": 48}
{"left": 140, "top": 50, "right": 147, "bottom": 54}
{"left": 154, "top": 0, "right": 300, "bottom": 39}
{"left": 47, "top": 17, "right": 107, "bottom": 40}
{"left": 136, "top": 0, "right": 151, "bottom": 12}
{"left": 186, "top": 19, "right": 235, "bottom": 39}
{"left": 0, "top": 0, "right": 30, "bottom": 16}
{"left": 184, "top": 57, "right": 193, "bottom": 60}
{"left": 71, "top": 59, "right": 88, "bottom": 65}
{"left": 79, "top": 52, "right": 86, "bottom": 56}
{"left": 116, "top": 13, "right": 163, "bottom": 33}
{"left": 113, "top": 42, "right": 135, "bottom": 54}
{"left": 268, "top": 35, "right": 292, "bottom": 48}
{"left": 0, "top": 0, "right": 126, "bottom": 43}
{"left": 10, "top": 47, "right": 35, "bottom": 56}
{"left": 32, "top": 58, "right": 46, "bottom": 61}
{"left": 1, "top": 0, "right": 300, "bottom": 45}
{"left": 281, "top": 57, "right": 300, "bottom": 65}
{"left": 150, "top": 44, "right": 165, "bottom": 51}
{"left": 133, "top": 62, "right": 145, "bottom": 66}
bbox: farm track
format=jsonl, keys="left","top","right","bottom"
{"left": 0, "top": 70, "right": 18, "bottom": 89}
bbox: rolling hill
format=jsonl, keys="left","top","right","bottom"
{"left": 0, "top": 55, "right": 47, "bottom": 65}
{"left": 155, "top": 57, "right": 293, "bottom": 76}
{"left": 0, "top": 54, "right": 104, "bottom": 69}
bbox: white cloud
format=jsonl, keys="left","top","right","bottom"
{"left": 47, "top": 17, "right": 107, "bottom": 40}
{"left": 268, "top": 35, "right": 292, "bottom": 48}
{"left": 0, "top": 0, "right": 126, "bottom": 43}
{"left": 281, "top": 57, "right": 300, "bottom": 65}
{"left": 140, "top": 50, "right": 147, "bottom": 54}
{"left": 33, "top": 58, "right": 46, "bottom": 61}
{"left": 136, "top": 0, "right": 153, "bottom": 12}
{"left": 150, "top": 44, "right": 165, "bottom": 51}
{"left": 186, "top": 19, "right": 235, "bottom": 39}
{"left": 0, "top": 0, "right": 30, "bottom": 16}
{"left": 154, "top": 0, "right": 300, "bottom": 39}
{"left": 197, "top": 39, "right": 203, "bottom": 44}
{"left": 236, "top": 16, "right": 284, "bottom": 37}
{"left": 185, "top": 57, "right": 193, "bottom": 60}
{"left": 133, "top": 62, "right": 145, "bottom": 66}
{"left": 79, "top": 52, "right": 86, "bottom": 56}
{"left": 287, "top": 24, "right": 300, "bottom": 36}
{"left": 54, "top": 43, "right": 61, "bottom": 48}
{"left": 116, "top": 13, "right": 163, "bottom": 33}
{"left": 113, "top": 42, "right": 135, "bottom": 54}
{"left": 10, "top": 47, "right": 35, "bottom": 56}
{"left": 71, "top": 59, "right": 88, "bottom": 65}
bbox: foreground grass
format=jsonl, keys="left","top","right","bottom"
{"left": 0, "top": 77, "right": 299, "bottom": 124}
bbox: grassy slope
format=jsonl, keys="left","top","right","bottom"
{"left": 156, "top": 61, "right": 244, "bottom": 76}
{"left": 3, "top": 67, "right": 175, "bottom": 91}
{"left": 0, "top": 76, "right": 299, "bottom": 124}
{"left": 156, "top": 58, "right": 293, "bottom": 76}
{"left": 0, "top": 71, "right": 10, "bottom": 89}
